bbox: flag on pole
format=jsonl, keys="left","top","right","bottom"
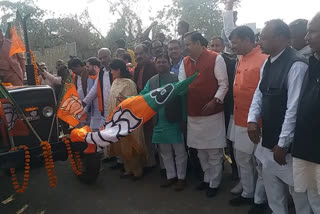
{"left": 71, "top": 72, "right": 198, "bottom": 153}
{"left": 57, "top": 74, "right": 87, "bottom": 127}
{"left": 9, "top": 27, "right": 26, "bottom": 57}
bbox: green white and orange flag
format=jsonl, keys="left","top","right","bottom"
{"left": 57, "top": 74, "right": 87, "bottom": 127}
{"left": 70, "top": 72, "right": 198, "bottom": 153}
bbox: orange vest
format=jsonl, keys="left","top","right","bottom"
{"left": 184, "top": 48, "right": 221, "bottom": 116}
{"left": 233, "top": 46, "right": 268, "bottom": 127}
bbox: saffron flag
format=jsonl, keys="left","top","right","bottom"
{"left": 9, "top": 27, "right": 26, "bottom": 57}
{"left": 0, "top": 98, "right": 29, "bottom": 137}
{"left": 57, "top": 74, "right": 87, "bottom": 127}
{"left": 71, "top": 72, "right": 198, "bottom": 153}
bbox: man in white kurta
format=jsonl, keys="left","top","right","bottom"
{"left": 248, "top": 20, "right": 312, "bottom": 214}
{"left": 179, "top": 32, "right": 228, "bottom": 198}
{"left": 83, "top": 63, "right": 111, "bottom": 131}
{"left": 83, "top": 57, "right": 111, "bottom": 131}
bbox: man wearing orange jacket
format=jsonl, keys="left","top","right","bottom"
{"left": 227, "top": 26, "right": 268, "bottom": 214}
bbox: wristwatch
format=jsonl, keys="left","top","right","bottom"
{"left": 215, "top": 98, "right": 223, "bottom": 104}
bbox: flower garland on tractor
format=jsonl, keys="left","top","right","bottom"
{"left": 30, "top": 50, "right": 40, "bottom": 85}
{"left": 10, "top": 145, "right": 30, "bottom": 193}
{"left": 9, "top": 139, "right": 82, "bottom": 193}
{"left": 63, "top": 137, "right": 82, "bottom": 176}
{"left": 40, "top": 141, "right": 57, "bottom": 188}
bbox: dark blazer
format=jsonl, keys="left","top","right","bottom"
{"left": 134, "top": 60, "right": 157, "bottom": 93}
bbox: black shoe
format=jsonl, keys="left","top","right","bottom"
{"left": 144, "top": 166, "right": 156, "bottom": 174}
{"left": 120, "top": 173, "right": 132, "bottom": 179}
{"left": 248, "top": 203, "right": 268, "bottom": 214}
{"left": 160, "top": 177, "right": 178, "bottom": 188}
{"left": 132, "top": 174, "right": 143, "bottom": 181}
{"left": 196, "top": 182, "right": 209, "bottom": 191}
{"left": 174, "top": 179, "right": 186, "bottom": 192}
{"left": 109, "top": 163, "right": 123, "bottom": 170}
{"left": 102, "top": 157, "right": 116, "bottom": 163}
{"left": 229, "top": 196, "right": 254, "bottom": 206}
{"left": 160, "top": 169, "right": 166, "bottom": 178}
{"left": 206, "top": 187, "right": 219, "bottom": 198}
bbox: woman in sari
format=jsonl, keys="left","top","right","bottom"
{"left": 107, "top": 59, "right": 147, "bottom": 180}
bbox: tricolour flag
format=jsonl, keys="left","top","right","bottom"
{"left": 70, "top": 72, "right": 198, "bottom": 153}
{"left": 57, "top": 74, "right": 87, "bottom": 127}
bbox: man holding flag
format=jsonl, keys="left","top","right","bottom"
{"left": 0, "top": 29, "right": 26, "bottom": 86}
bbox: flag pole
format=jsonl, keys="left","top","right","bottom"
{"left": 21, "top": 12, "right": 36, "bottom": 85}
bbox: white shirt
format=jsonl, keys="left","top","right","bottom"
{"left": 178, "top": 54, "right": 229, "bottom": 102}
{"left": 298, "top": 45, "right": 312, "bottom": 59}
{"left": 248, "top": 49, "right": 308, "bottom": 148}
{"left": 77, "top": 76, "right": 85, "bottom": 101}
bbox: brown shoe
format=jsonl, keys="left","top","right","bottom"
{"left": 160, "top": 177, "right": 178, "bottom": 188}
{"left": 174, "top": 179, "right": 186, "bottom": 192}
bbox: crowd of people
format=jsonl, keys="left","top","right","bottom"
{"left": 1, "top": 0, "right": 320, "bottom": 213}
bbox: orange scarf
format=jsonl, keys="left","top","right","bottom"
{"left": 97, "top": 75, "right": 103, "bottom": 113}
{"left": 89, "top": 72, "right": 98, "bottom": 80}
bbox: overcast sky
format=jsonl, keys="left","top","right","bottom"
{"left": 19, "top": 0, "right": 320, "bottom": 36}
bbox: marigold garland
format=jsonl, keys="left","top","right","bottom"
{"left": 10, "top": 145, "right": 30, "bottom": 193}
{"left": 63, "top": 137, "right": 82, "bottom": 175}
{"left": 40, "top": 141, "right": 57, "bottom": 188}
{"left": 30, "top": 50, "right": 40, "bottom": 85}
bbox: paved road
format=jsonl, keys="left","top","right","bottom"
{"left": 0, "top": 161, "right": 252, "bottom": 214}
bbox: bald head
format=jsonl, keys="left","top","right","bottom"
{"left": 306, "top": 12, "right": 320, "bottom": 54}
{"left": 98, "top": 48, "right": 112, "bottom": 68}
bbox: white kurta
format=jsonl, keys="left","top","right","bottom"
{"left": 248, "top": 50, "right": 311, "bottom": 214}
{"left": 179, "top": 54, "right": 229, "bottom": 150}
{"left": 83, "top": 69, "right": 111, "bottom": 130}
{"left": 228, "top": 115, "right": 256, "bottom": 154}
{"left": 187, "top": 113, "right": 226, "bottom": 149}
{"left": 293, "top": 158, "right": 320, "bottom": 195}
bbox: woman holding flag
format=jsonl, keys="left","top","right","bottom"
{"left": 107, "top": 59, "right": 147, "bottom": 180}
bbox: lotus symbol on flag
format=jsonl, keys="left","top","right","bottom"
{"left": 60, "top": 95, "right": 86, "bottom": 120}
{"left": 102, "top": 106, "right": 142, "bottom": 143}
{"left": 3, "top": 103, "right": 17, "bottom": 130}
{"left": 150, "top": 84, "right": 174, "bottom": 104}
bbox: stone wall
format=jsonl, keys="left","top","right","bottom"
{"left": 33, "top": 42, "right": 77, "bottom": 74}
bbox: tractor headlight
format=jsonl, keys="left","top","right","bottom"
{"left": 42, "top": 106, "right": 54, "bottom": 117}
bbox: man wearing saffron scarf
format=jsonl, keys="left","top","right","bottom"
{"left": 179, "top": 31, "right": 229, "bottom": 198}
{"left": 83, "top": 53, "right": 112, "bottom": 131}
{"left": 83, "top": 57, "right": 104, "bottom": 131}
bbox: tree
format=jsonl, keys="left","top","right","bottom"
{"left": 152, "top": 0, "right": 241, "bottom": 40}
{"left": 106, "top": 0, "right": 143, "bottom": 50}
{"left": 0, "top": 0, "right": 104, "bottom": 59}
